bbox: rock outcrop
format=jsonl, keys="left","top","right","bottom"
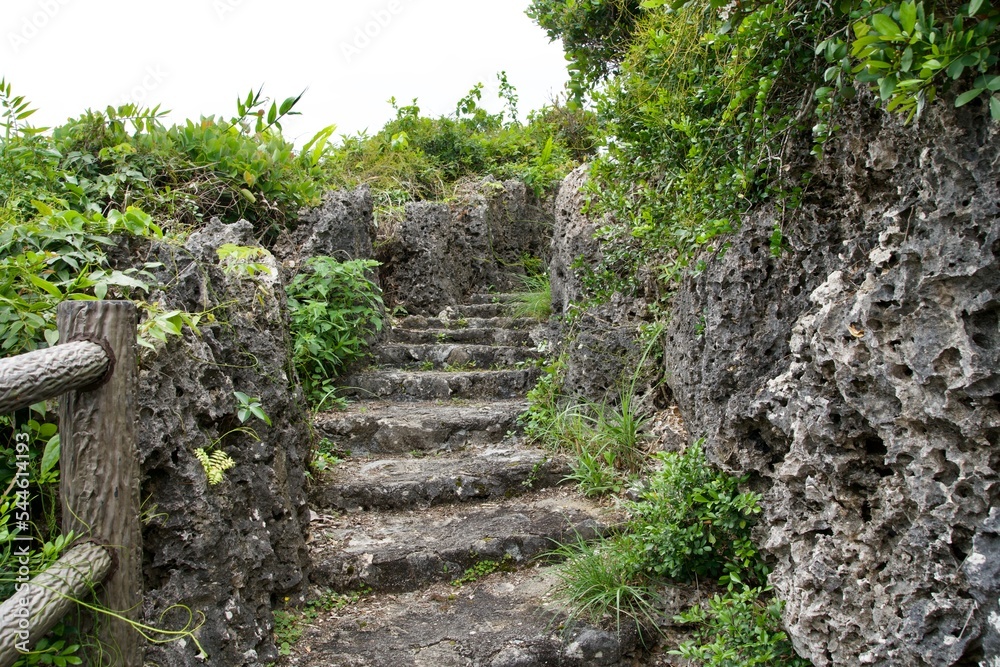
{"left": 272, "top": 186, "right": 375, "bottom": 280}
{"left": 550, "top": 165, "right": 603, "bottom": 315}
{"left": 127, "top": 219, "right": 311, "bottom": 666}
{"left": 378, "top": 178, "right": 552, "bottom": 315}
{"left": 660, "top": 99, "right": 1000, "bottom": 665}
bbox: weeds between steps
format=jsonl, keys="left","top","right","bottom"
{"left": 272, "top": 589, "right": 371, "bottom": 659}
{"left": 523, "top": 333, "right": 810, "bottom": 663}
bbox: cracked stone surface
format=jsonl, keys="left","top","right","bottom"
{"left": 308, "top": 488, "right": 614, "bottom": 593}
{"left": 308, "top": 444, "right": 570, "bottom": 511}
{"left": 278, "top": 568, "right": 645, "bottom": 667}
{"left": 337, "top": 369, "right": 542, "bottom": 402}
{"left": 314, "top": 399, "right": 528, "bottom": 455}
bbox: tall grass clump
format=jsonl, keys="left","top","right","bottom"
{"left": 508, "top": 273, "right": 553, "bottom": 321}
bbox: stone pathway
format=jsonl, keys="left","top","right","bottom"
{"left": 278, "top": 295, "right": 649, "bottom": 666}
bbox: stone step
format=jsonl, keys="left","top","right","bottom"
{"left": 393, "top": 315, "right": 538, "bottom": 331}
{"left": 374, "top": 344, "right": 542, "bottom": 370}
{"left": 314, "top": 400, "right": 527, "bottom": 455}
{"left": 444, "top": 302, "right": 511, "bottom": 318}
{"left": 308, "top": 488, "right": 613, "bottom": 593}
{"left": 309, "top": 446, "right": 570, "bottom": 512}
{"left": 338, "top": 369, "right": 541, "bottom": 402}
{"left": 388, "top": 327, "right": 533, "bottom": 346}
{"left": 279, "top": 567, "right": 644, "bottom": 666}
{"left": 467, "top": 293, "right": 522, "bottom": 305}
{"left": 314, "top": 400, "right": 528, "bottom": 455}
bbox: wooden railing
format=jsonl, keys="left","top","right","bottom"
{"left": 0, "top": 301, "right": 142, "bottom": 667}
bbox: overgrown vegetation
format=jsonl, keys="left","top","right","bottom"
{"left": 319, "top": 73, "right": 595, "bottom": 235}
{"left": 519, "top": 0, "right": 1000, "bottom": 659}
{"left": 550, "top": 442, "right": 806, "bottom": 664}
{"left": 0, "top": 80, "right": 384, "bottom": 661}
{"left": 529, "top": 0, "right": 1000, "bottom": 304}
{"left": 285, "top": 256, "right": 385, "bottom": 409}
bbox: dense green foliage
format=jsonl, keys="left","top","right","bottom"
{"left": 320, "top": 76, "right": 595, "bottom": 233}
{"left": 528, "top": 0, "right": 1000, "bottom": 303}
{"left": 673, "top": 587, "right": 811, "bottom": 666}
{"left": 528, "top": 0, "right": 643, "bottom": 101}
{"left": 1, "top": 82, "right": 326, "bottom": 241}
{"left": 285, "top": 257, "right": 384, "bottom": 409}
{"left": 523, "top": 0, "right": 1000, "bottom": 661}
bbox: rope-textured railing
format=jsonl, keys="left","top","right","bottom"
{"left": 0, "top": 339, "right": 113, "bottom": 415}
{"left": 0, "top": 301, "right": 141, "bottom": 667}
{"left": 0, "top": 543, "right": 114, "bottom": 667}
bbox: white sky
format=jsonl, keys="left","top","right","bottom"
{"left": 1, "top": 0, "right": 569, "bottom": 144}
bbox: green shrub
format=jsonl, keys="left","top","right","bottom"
{"left": 532, "top": 0, "right": 1000, "bottom": 305}
{"left": 550, "top": 532, "right": 657, "bottom": 631}
{"left": 672, "top": 587, "right": 811, "bottom": 667}
{"left": 630, "top": 441, "right": 765, "bottom": 587}
{"left": 552, "top": 441, "right": 809, "bottom": 664}
{"left": 285, "top": 256, "right": 384, "bottom": 408}
{"left": 321, "top": 78, "right": 594, "bottom": 233}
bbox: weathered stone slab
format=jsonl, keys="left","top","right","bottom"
{"left": 309, "top": 445, "right": 569, "bottom": 511}
{"left": 278, "top": 568, "right": 645, "bottom": 667}
{"left": 338, "top": 369, "right": 541, "bottom": 402}
{"left": 309, "top": 489, "right": 612, "bottom": 593}
{"left": 375, "top": 344, "right": 541, "bottom": 370}
{"left": 388, "top": 328, "right": 534, "bottom": 346}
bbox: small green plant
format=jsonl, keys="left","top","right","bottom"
{"left": 235, "top": 391, "right": 272, "bottom": 426}
{"left": 273, "top": 609, "right": 302, "bottom": 657}
{"left": 565, "top": 446, "right": 621, "bottom": 497}
{"left": 310, "top": 438, "right": 344, "bottom": 474}
{"left": 194, "top": 448, "right": 236, "bottom": 486}
{"left": 550, "top": 532, "right": 658, "bottom": 632}
{"left": 286, "top": 256, "right": 384, "bottom": 406}
{"left": 217, "top": 243, "right": 273, "bottom": 279}
{"left": 193, "top": 393, "right": 269, "bottom": 486}
{"left": 521, "top": 456, "right": 549, "bottom": 489}
{"left": 452, "top": 555, "right": 515, "bottom": 586}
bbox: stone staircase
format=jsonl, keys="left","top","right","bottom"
{"left": 279, "top": 295, "right": 644, "bottom": 666}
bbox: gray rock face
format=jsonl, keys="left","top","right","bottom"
{"left": 550, "top": 165, "right": 604, "bottom": 314}
{"left": 662, "top": 99, "right": 1000, "bottom": 665}
{"left": 273, "top": 186, "right": 375, "bottom": 277}
{"left": 133, "top": 219, "right": 311, "bottom": 667}
{"left": 378, "top": 179, "right": 552, "bottom": 315}
{"left": 562, "top": 316, "right": 643, "bottom": 405}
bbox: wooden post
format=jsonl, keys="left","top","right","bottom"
{"left": 57, "top": 301, "right": 142, "bottom": 666}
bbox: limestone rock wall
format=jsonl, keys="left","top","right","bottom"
{"left": 273, "top": 186, "right": 375, "bottom": 281}
{"left": 550, "top": 165, "right": 603, "bottom": 315}
{"left": 123, "top": 219, "right": 311, "bottom": 667}
{"left": 378, "top": 178, "right": 552, "bottom": 314}
{"left": 661, "top": 100, "right": 1000, "bottom": 665}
